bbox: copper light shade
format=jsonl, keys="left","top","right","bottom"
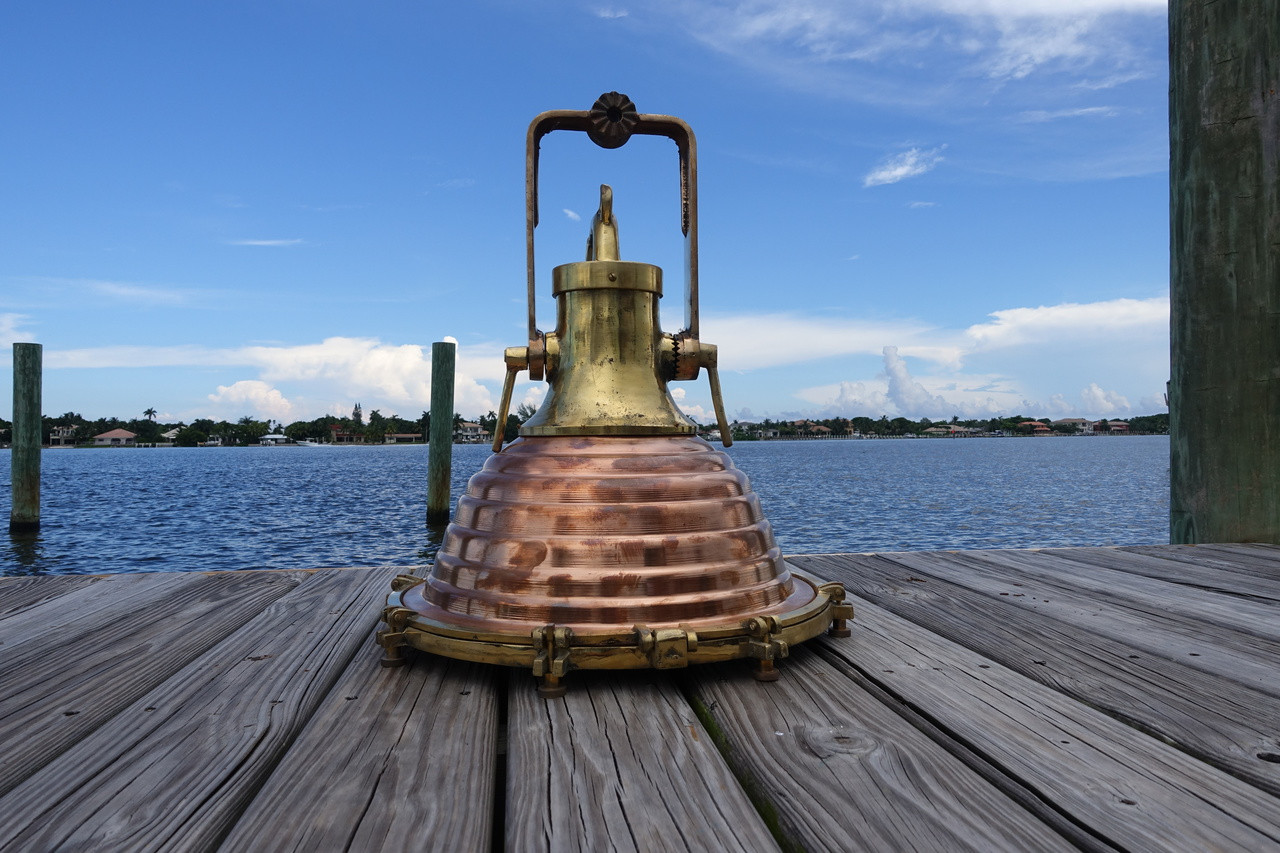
{"left": 379, "top": 94, "right": 851, "bottom": 696}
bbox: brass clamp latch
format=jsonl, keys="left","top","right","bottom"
{"left": 532, "top": 625, "right": 574, "bottom": 698}
{"left": 635, "top": 625, "right": 699, "bottom": 669}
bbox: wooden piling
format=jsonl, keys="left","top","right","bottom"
{"left": 1169, "top": 0, "right": 1280, "bottom": 544}
{"left": 10, "top": 343, "right": 42, "bottom": 532}
{"left": 427, "top": 341, "right": 457, "bottom": 525}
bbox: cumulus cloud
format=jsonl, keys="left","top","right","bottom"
{"left": 1080, "top": 382, "right": 1130, "bottom": 414}
{"left": 864, "top": 146, "right": 946, "bottom": 187}
{"left": 47, "top": 336, "right": 503, "bottom": 422}
{"left": 207, "top": 380, "right": 295, "bottom": 421}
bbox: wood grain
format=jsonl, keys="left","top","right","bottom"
{"left": 0, "top": 566, "right": 398, "bottom": 852}
{"left": 795, "top": 552, "right": 1280, "bottom": 797}
{"left": 686, "top": 649, "right": 1077, "bottom": 853}
{"left": 505, "top": 669, "right": 780, "bottom": 852}
{"left": 1044, "top": 546, "right": 1280, "bottom": 602}
{"left": 0, "top": 569, "right": 308, "bottom": 796}
{"left": 221, "top": 635, "right": 500, "bottom": 852}
{"left": 819, "top": 594, "right": 1280, "bottom": 851}
{"left": 858, "top": 548, "right": 1280, "bottom": 696}
{"left": 0, "top": 572, "right": 103, "bottom": 619}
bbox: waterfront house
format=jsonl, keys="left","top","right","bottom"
{"left": 384, "top": 433, "right": 422, "bottom": 444}
{"left": 1017, "top": 421, "right": 1052, "bottom": 436}
{"left": 329, "top": 424, "right": 362, "bottom": 444}
{"left": 94, "top": 428, "right": 137, "bottom": 447}
{"left": 259, "top": 434, "right": 294, "bottom": 446}
{"left": 453, "top": 422, "right": 490, "bottom": 444}
{"left": 1052, "top": 418, "right": 1093, "bottom": 433}
{"left": 49, "top": 426, "right": 77, "bottom": 446}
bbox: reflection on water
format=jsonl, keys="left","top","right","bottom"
{"left": 6, "top": 528, "right": 43, "bottom": 570}
{"left": 0, "top": 437, "right": 1169, "bottom": 576}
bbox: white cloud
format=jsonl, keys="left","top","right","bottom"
{"left": 87, "top": 280, "right": 192, "bottom": 305}
{"left": 1080, "top": 382, "right": 1130, "bottom": 414}
{"left": 46, "top": 336, "right": 503, "bottom": 422}
{"left": 227, "top": 239, "right": 305, "bottom": 247}
{"left": 1018, "top": 106, "right": 1118, "bottom": 122}
{"left": 207, "top": 380, "right": 295, "bottom": 421}
{"left": 657, "top": 0, "right": 1163, "bottom": 107}
{"left": 965, "top": 296, "right": 1167, "bottom": 350}
{"left": 864, "top": 146, "right": 946, "bottom": 187}
{"left": 596, "top": 7, "right": 629, "bottom": 18}
{"left": 563, "top": 209, "right": 582, "bottom": 222}
{"left": 705, "top": 312, "right": 959, "bottom": 370}
{"left": 907, "top": 201, "right": 938, "bottom": 208}
{"left": 0, "top": 314, "right": 32, "bottom": 342}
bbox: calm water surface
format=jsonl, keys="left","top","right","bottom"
{"left": 1, "top": 437, "right": 1169, "bottom": 576}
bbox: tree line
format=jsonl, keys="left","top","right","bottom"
{"left": 0, "top": 408, "right": 1169, "bottom": 447}
{"left": 729, "top": 413, "right": 1169, "bottom": 439}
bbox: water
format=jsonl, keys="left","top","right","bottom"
{"left": 1, "top": 437, "right": 1169, "bottom": 576}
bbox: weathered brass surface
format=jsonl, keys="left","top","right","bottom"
{"left": 381, "top": 93, "right": 851, "bottom": 693}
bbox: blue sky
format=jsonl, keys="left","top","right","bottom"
{"left": 1, "top": 0, "right": 1170, "bottom": 426}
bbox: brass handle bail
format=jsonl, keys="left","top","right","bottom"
{"left": 525, "top": 91, "right": 701, "bottom": 346}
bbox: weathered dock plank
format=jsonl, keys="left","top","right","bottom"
{"left": 820, "top": 594, "right": 1280, "bottom": 852}
{"left": 861, "top": 549, "right": 1280, "bottom": 696}
{"left": 0, "top": 572, "right": 104, "bottom": 619}
{"left": 0, "top": 567, "right": 397, "bottom": 852}
{"left": 686, "top": 649, "right": 1079, "bottom": 853}
{"left": 505, "top": 670, "right": 779, "bottom": 852}
{"left": 1123, "top": 543, "right": 1280, "bottom": 588}
{"left": 0, "top": 568, "right": 310, "bottom": 796}
{"left": 795, "top": 552, "right": 1280, "bottom": 797}
{"left": 221, "top": 635, "right": 500, "bottom": 852}
{"left": 1045, "top": 546, "right": 1280, "bottom": 602}
{"left": 961, "top": 547, "right": 1280, "bottom": 639}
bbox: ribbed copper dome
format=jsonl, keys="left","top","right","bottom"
{"left": 403, "top": 435, "right": 815, "bottom": 633}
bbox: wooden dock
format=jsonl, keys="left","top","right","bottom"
{"left": 2, "top": 543, "right": 1278, "bottom": 851}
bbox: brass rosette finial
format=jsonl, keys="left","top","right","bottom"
{"left": 587, "top": 91, "right": 638, "bottom": 149}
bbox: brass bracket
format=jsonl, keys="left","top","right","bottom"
{"left": 636, "top": 625, "right": 699, "bottom": 669}
{"left": 377, "top": 605, "right": 418, "bottom": 668}
{"left": 532, "top": 625, "right": 574, "bottom": 698}
{"left": 819, "top": 582, "right": 855, "bottom": 638}
{"left": 743, "top": 615, "right": 790, "bottom": 662}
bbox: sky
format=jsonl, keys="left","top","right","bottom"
{"left": 0, "top": 0, "right": 1171, "bottom": 427}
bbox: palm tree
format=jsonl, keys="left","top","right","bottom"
{"left": 143, "top": 408, "right": 157, "bottom": 421}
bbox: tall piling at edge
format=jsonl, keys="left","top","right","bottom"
{"left": 427, "top": 341, "right": 457, "bottom": 525}
{"left": 10, "top": 343, "right": 42, "bottom": 532}
{"left": 1169, "top": 1, "right": 1280, "bottom": 544}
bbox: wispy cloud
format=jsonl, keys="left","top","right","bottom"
{"left": 227, "top": 239, "right": 305, "bottom": 247}
{"left": 1018, "top": 106, "right": 1118, "bottom": 123}
{"left": 596, "top": 7, "right": 629, "bottom": 18}
{"left": 964, "top": 297, "right": 1167, "bottom": 350}
{"left": 652, "top": 0, "right": 1163, "bottom": 108}
{"left": 562, "top": 209, "right": 582, "bottom": 222}
{"left": 0, "top": 313, "right": 32, "bottom": 342}
{"left": 864, "top": 146, "right": 947, "bottom": 187}
{"left": 907, "top": 201, "right": 938, "bottom": 209}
